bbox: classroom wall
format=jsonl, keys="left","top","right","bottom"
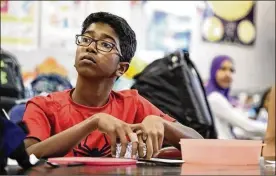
{"left": 4, "top": 1, "right": 275, "bottom": 92}
{"left": 189, "top": 1, "right": 275, "bottom": 91}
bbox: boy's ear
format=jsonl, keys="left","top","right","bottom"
{"left": 116, "top": 62, "right": 129, "bottom": 77}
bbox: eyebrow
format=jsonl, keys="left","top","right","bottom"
{"left": 84, "top": 30, "right": 117, "bottom": 45}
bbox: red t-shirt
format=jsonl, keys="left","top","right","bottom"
{"left": 23, "top": 89, "right": 176, "bottom": 157}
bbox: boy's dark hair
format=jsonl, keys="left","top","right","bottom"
{"left": 81, "top": 12, "right": 137, "bottom": 63}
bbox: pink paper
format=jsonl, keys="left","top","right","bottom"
{"left": 48, "top": 157, "right": 136, "bottom": 166}
{"left": 181, "top": 163, "right": 260, "bottom": 175}
{"left": 180, "top": 139, "right": 262, "bottom": 165}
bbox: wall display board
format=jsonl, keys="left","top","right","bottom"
{"left": 201, "top": 1, "right": 256, "bottom": 46}
{"left": 146, "top": 11, "right": 191, "bottom": 52}
{"left": 1, "top": 1, "right": 39, "bottom": 50}
{"left": 40, "top": 1, "right": 87, "bottom": 49}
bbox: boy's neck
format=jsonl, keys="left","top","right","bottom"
{"left": 72, "top": 76, "right": 114, "bottom": 107}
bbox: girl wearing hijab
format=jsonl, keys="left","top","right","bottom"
{"left": 206, "top": 55, "right": 267, "bottom": 139}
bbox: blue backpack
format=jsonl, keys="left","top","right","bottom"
{"left": 8, "top": 74, "right": 73, "bottom": 123}
{"left": 30, "top": 73, "right": 73, "bottom": 96}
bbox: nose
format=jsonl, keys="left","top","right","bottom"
{"left": 225, "top": 70, "right": 233, "bottom": 78}
{"left": 86, "top": 41, "right": 97, "bottom": 53}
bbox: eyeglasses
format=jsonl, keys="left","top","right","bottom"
{"left": 75, "top": 35, "right": 124, "bottom": 61}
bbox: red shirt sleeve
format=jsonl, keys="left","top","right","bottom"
{"left": 135, "top": 94, "right": 176, "bottom": 123}
{"left": 22, "top": 99, "right": 51, "bottom": 142}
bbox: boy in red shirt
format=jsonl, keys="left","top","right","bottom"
{"left": 23, "top": 12, "right": 203, "bottom": 159}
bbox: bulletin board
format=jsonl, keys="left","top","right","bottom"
{"left": 0, "top": 1, "right": 39, "bottom": 50}
{"left": 40, "top": 1, "right": 87, "bottom": 49}
{"left": 201, "top": 1, "right": 256, "bottom": 46}
{"left": 146, "top": 11, "right": 192, "bottom": 52}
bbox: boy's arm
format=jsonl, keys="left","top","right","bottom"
{"left": 24, "top": 101, "right": 143, "bottom": 158}
{"left": 135, "top": 94, "right": 203, "bottom": 159}
{"left": 24, "top": 116, "right": 99, "bottom": 158}
{"left": 23, "top": 101, "right": 95, "bottom": 158}
{"left": 163, "top": 120, "right": 204, "bottom": 149}
{"left": 25, "top": 113, "right": 144, "bottom": 159}
{"left": 140, "top": 115, "right": 203, "bottom": 159}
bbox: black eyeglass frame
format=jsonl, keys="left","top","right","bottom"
{"left": 75, "top": 34, "right": 124, "bottom": 62}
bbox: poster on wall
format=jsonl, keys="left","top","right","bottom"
{"left": 0, "top": 1, "right": 39, "bottom": 50}
{"left": 40, "top": 1, "right": 87, "bottom": 49}
{"left": 146, "top": 11, "right": 191, "bottom": 52}
{"left": 201, "top": 1, "right": 256, "bottom": 46}
{"left": 0, "top": 0, "right": 8, "bottom": 12}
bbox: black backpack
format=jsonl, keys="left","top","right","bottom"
{"left": 0, "top": 48, "right": 25, "bottom": 113}
{"left": 131, "top": 50, "right": 217, "bottom": 139}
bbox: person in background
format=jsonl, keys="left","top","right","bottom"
{"left": 22, "top": 12, "right": 203, "bottom": 160}
{"left": 262, "top": 85, "right": 275, "bottom": 160}
{"left": 244, "top": 95, "right": 254, "bottom": 109}
{"left": 234, "top": 88, "right": 271, "bottom": 140}
{"left": 205, "top": 55, "right": 266, "bottom": 139}
{"left": 252, "top": 87, "right": 272, "bottom": 123}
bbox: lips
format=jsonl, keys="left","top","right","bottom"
{"left": 81, "top": 55, "right": 96, "bottom": 64}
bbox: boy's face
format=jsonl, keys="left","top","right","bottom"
{"left": 75, "top": 22, "right": 129, "bottom": 79}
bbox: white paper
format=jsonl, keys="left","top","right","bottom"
{"left": 149, "top": 158, "right": 185, "bottom": 164}
{"left": 29, "top": 154, "right": 39, "bottom": 165}
{"left": 7, "top": 159, "right": 18, "bottom": 166}
{"left": 266, "top": 160, "right": 275, "bottom": 164}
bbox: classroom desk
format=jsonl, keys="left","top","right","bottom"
{"left": 4, "top": 158, "right": 275, "bottom": 175}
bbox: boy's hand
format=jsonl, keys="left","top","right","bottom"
{"left": 94, "top": 113, "right": 145, "bottom": 158}
{"left": 140, "top": 115, "right": 165, "bottom": 159}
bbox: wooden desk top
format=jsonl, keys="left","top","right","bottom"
{"left": 5, "top": 158, "right": 275, "bottom": 175}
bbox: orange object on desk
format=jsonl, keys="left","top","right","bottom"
{"left": 156, "top": 147, "right": 182, "bottom": 159}
{"left": 180, "top": 139, "right": 263, "bottom": 165}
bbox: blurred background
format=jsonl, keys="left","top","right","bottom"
{"left": 1, "top": 1, "right": 275, "bottom": 91}
{"left": 0, "top": 1, "right": 275, "bottom": 138}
